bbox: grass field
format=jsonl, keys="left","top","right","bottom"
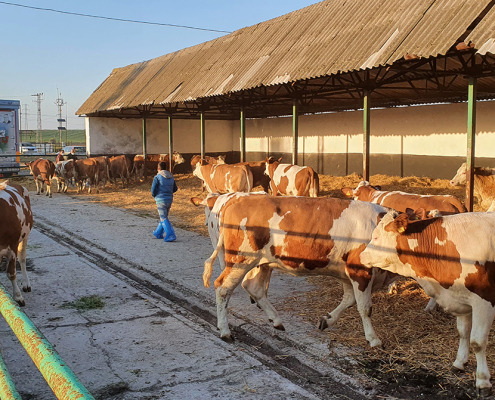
{"left": 20, "top": 130, "right": 85, "bottom": 145}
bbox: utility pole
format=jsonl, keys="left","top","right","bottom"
{"left": 22, "top": 104, "right": 29, "bottom": 131}
{"left": 32, "top": 93, "right": 44, "bottom": 144}
{"left": 54, "top": 89, "right": 67, "bottom": 146}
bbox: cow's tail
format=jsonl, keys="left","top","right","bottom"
{"left": 245, "top": 167, "right": 253, "bottom": 193}
{"left": 310, "top": 170, "right": 320, "bottom": 197}
{"left": 451, "top": 196, "right": 467, "bottom": 213}
{"left": 105, "top": 162, "right": 110, "bottom": 183}
{"left": 203, "top": 232, "right": 224, "bottom": 288}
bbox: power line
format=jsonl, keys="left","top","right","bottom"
{"left": 0, "top": 1, "right": 232, "bottom": 33}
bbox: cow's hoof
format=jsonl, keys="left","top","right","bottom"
{"left": 451, "top": 365, "right": 465, "bottom": 373}
{"left": 220, "top": 334, "right": 234, "bottom": 343}
{"left": 368, "top": 338, "right": 382, "bottom": 348}
{"left": 274, "top": 324, "right": 285, "bottom": 331}
{"left": 317, "top": 316, "right": 329, "bottom": 331}
{"left": 16, "top": 299, "right": 25, "bottom": 307}
{"left": 477, "top": 387, "right": 491, "bottom": 397}
{"left": 49, "top": 194, "right": 52, "bottom": 198}
{"left": 23, "top": 286, "right": 31, "bottom": 293}
{"left": 36, "top": 192, "right": 40, "bottom": 195}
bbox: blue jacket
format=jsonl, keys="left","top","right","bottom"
{"left": 151, "top": 170, "right": 178, "bottom": 204}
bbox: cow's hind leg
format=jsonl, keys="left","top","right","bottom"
{"left": 317, "top": 280, "right": 356, "bottom": 331}
{"left": 453, "top": 313, "right": 471, "bottom": 372}
{"left": 34, "top": 178, "right": 41, "bottom": 195}
{"left": 17, "top": 237, "right": 31, "bottom": 293}
{"left": 469, "top": 305, "right": 495, "bottom": 396}
{"left": 215, "top": 261, "right": 257, "bottom": 341}
{"left": 45, "top": 177, "right": 52, "bottom": 198}
{"left": 241, "top": 266, "right": 284, "bottom": 330}
{"left": 5, "top": 251, "right": 24, "bottom": 306}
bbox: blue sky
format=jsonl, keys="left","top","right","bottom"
{"left": 2, "top": 0, "right": 318, "bottom": 130}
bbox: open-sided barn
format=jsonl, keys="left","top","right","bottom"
{"left": 77, "top": 0, "right": 495, "bottom": 204}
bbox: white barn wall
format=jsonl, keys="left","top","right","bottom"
{"left": 86, "top": 101, "right": 495, "bottom": 178}
{"left": 86, "top": 117, "right": 233, "bottom": 155}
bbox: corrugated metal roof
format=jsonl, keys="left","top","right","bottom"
{"left": 466, "top": 2, "right": 495, "bottom": 55}
{"left": 77, "top": 0, "right": 494, "bottom": 116}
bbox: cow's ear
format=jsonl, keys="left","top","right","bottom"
{"left": 277, "top": 157, "right": 282, "bottom": 162}
{"left": 411, "top": 208, "right": 426, "bottom": 220}
{"left": 389, "top": 213, "right": 409, "bottom": 234}
{"left": 24, "top": 162, "right": 30, "bottom": 167}
{"left": 190, "top": 197, "right": 205, "bottom": 207}
{"left": 341, "top": 187, "right": 354, "bottom": 198}
{"left": 0, "top": 180, "right": 8, "bottom": 190}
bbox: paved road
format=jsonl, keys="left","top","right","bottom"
{"left": 0, "top": 191, "right": 374, "bottom": 399}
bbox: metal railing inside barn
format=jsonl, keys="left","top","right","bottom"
{"left": 0, "top": 282, "right": 95, "bottom": 399}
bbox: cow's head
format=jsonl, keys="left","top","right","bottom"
{"left": 0, "top": 180, "right": 9, "bottom": 190}
{"left": 264, "top": 156, "right": 281, "bottom": 176}
{"left": 450, "top": 162, "right": 467, "bottom": 186}
{"left": 341, "top": 181, "right": 379, "bottom": 200}
{"left": 217, "top": 155, "right": 226, "bottom": 164}
{"left": 193, "top": 159, "right": 208, "bottom": 179}
{"left": 191, "top": 194, "right": 222, "bottom": 225}
{"left": 360, "top": 207, "right": 438, "bottom": 270}
{"left": 173, "top": 151, "right": 185, "bottom": 165}
{"left": 360, "top": 209, "right": 405, "bottom": 270}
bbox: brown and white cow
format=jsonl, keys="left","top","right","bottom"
{"left": 74, "top": 158, "right": 98, "bottom": 194}
{"left": 109, "top": 155, "right": 132, "bottom": 188}
{"left": 342, "top": 181, "right": 466, "bottom": 215}
{"left": 54, "top": 159, "right": 75, "bottom": 193}
{"left": 450, "top": 162, "right": 495, "bottom": 212}
{"left": 193, "top": 160, "right": 253, "bottom": 194}
{"left": 198, "top": 193, "right": 400, "bottom": 346}
{"left": 235, "top": 160, "right": 274, "bottom": 192}
{"left": 0, "top": 180, "right": 33, "bottom": 306}
{"left": 25, "top": 158, "right": 55, "bottom": 198}
{"left": 190, "top": 155, "right": 226, "bottom": 170}
{"left": 265, "top": 157, "right": 319, "bottom": 197}
{"left": 360, "top": 210, "right": 495, "bottom": 395}
{"left": 133, "top": 152, "right": 185, "bottom": 181}
{"left": 89, "top": 156, "right": 111, "bottom": 190}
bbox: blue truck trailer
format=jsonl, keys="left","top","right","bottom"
{"left": 0, "top": 99, "right": 21, "bottom": 178}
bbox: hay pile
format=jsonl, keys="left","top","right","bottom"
{"left": 12, "top": 171, "right": 489, "bottom": 394}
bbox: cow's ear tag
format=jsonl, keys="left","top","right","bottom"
{"left": 346, "top": 190, "right": 352, "bottom": 196}
{"left": 398, "top": 227, "right": 405, "bottom": 233}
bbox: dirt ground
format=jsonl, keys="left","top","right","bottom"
{"left": 11, "top": 171, "right": 491, "bottom": 399}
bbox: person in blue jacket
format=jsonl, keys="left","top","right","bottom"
{"left": 151, "top": 161, "right": 178, "bottom": 242}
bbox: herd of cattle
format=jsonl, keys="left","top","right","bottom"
{"left": 3, "top": 154, "right": 495, "bottom": 395}
{"left": 22, "top": 152, "right": 187, "bottom": 197}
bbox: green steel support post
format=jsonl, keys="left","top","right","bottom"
{"left": 292, "top": 98, "right": 298, "bottom": 165}
{"left": 201, "top": 111, "right": 206, "bottom": 159}
{"left": 168, "top": 115, "right": 174, "bottom": 172}
{"left": 240, "top": 106, "right": 246, "bottom": 163}
{"left": 363, "top": 90, "right": 371, "bottom": 181}
{"left": 0, "top": 283, "right": 95, "bottom": 399}
{"left": 466, "top": 77, "right": 477, "bottom": 212}
{"left": 143, "top": 117, "right": 148, "bottom": 180}
{"left": 0, "top": 352, "right": 22, "bottom": 400}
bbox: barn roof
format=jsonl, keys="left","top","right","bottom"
{"left": 77, "top": 0, "right": 495, "bottom": 119}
